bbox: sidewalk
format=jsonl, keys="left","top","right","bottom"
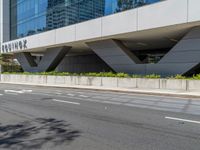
{"left": 1, "top": 82, "right": 200, "bottom": 98}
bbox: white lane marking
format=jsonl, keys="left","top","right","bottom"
{"left": 103, "top": 100, "right": 121, "bottom": 105}
{"left": 4, "top": 89, "right": 32, "bottom": 94}
{"left": 22, "top": 90, "right": 32, "bottom": 93}
{"left": 52, "top": 99, "right": 80, "bottom": 105}
{"left": 31, "top": 92, "right": 51, "bottom": 96}
{"left": 29, "top": 92, "right": 187, "bottom": 109}
{"left": 0, "top": 94, "right": 3, "bottom": 96}
{"left": 5, "top": 90, "right": 24, "bottom": 94}
{"left": 165, "top": 116, "right": 200, "bottom": 124}
{"left": 67, "top": 94, "right": 75, "bottom": 96}
{"left": 30, "top": 92, "right": 123, "bottom": 105}
{"left": 79, "top": 95, "right": 88, "bottom": 98}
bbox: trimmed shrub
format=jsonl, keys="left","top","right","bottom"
{"left": 3, "top": 71, "right": 200, "bottom": 80}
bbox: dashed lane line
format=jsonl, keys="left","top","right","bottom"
{"left": 52, "top": 99, "right": 80, "bottom": 105}
{"left": 4, "top": 89, "right": 32, "bottom": 94}
{"left": 4, "top": 90, "right": 24, "bottom": 94}
{"left": 79, "top": 95, "right": 89, "bottom": 98}
{"left": 165, "top": 116, "right": 200, "bottom": 125}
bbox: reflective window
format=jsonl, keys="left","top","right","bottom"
{"left": 10, "top": 0, "right": 162, "bottom": 40}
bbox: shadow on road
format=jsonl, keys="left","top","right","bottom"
{"left": 0, "top": 118, "right": 81, "bottom": 149}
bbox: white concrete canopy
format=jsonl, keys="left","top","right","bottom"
{"left": 1, "top": 0, "right": 200, "bottom": 54}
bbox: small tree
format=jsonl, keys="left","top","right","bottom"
{"left": 0, "top": 54, "right": 22, "bottom": 72}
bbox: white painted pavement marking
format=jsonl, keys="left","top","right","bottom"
{"left": 29, "top": 92, "right": 171, "bottom": 108}
{"left": 67, "top": 94, "right": 75, "bottom": 96}
{"left": 27, "top": 92, "right": 200, "bottom": 115}
{"left": 22, "top": 89, "right": 32, "bottom": 93}
{"left": 52, "top": 99, "right": 80, "bottom": 105}
{"left": 4, "top": 90, "right": 24, "bottom": 94}
{"left": 4, "top": 89, "right": 32, "bottom": 94}
{"left": 0, "top": 94, "right": 3, "bottom": 96}
{"left": 165, "top": 116, "right": 200, "bottom": 125}
{"left": 31, "top": 92, "right": 51, "bottom": 96}
{"left": 79, "top": 95, "right": 89, "bottom": 98}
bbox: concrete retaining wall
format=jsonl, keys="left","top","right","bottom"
{"left": 1, "top": 74, "right": 200, "bottom": 92}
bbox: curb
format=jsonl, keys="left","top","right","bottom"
{"left": 1, "top": 82, "right": 200, "bottom": 99}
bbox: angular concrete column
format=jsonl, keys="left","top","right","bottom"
{"left": 147, "top": 26, "right": 200, "bottom": 76}
{"left": 87, "top": 39, "right": 142, "bottom": 74}
{"left": 15, "top": 46, "right": 71, "bottom": 72}
{"left": 87, "top": 27, "right": 200, "bottom": 76}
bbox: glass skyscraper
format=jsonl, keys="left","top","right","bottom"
{"left": 10, "top": 0, "right": 160, "bottom": 40}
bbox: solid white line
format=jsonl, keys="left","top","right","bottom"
{"left": 0, "top": 94, "right": 3, "bottom": 96}
{"left": 165, "top": 116, "right": 200, "bottom": 124}
{"left": 52, "top": 99, "right": 80, "bottom": 105}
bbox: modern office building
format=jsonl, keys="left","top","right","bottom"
{"left": 1, "top": 0, "right": 200, "bottom": 76}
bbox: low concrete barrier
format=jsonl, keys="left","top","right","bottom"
{"left": 136, "top": 78, "right": 160, "bottom": 89}
{"left": 118, "top": 78, "right": 137, "bottom": 88}
{"left": 187, "top": 80, "right": 200, "bottom": 91}
{"left": 101, "top": 77, "right": 118, "bottom": 88}
{"left": 1, "top": 74, "right": 200, "bottom": 92}
{"left": 87, "top": 77, "right": 102, "bottom": 86}
{"left": 160, "top": 79, "right": 187, "bottom": 91}
{"left": 0, "top": 74, "right": 47, "bottom": 85}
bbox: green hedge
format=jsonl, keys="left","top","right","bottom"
{"left": 2, "top": 71, "right": 160, "bottom": 79}
{"left": 2, "top": 71, "right": 200, "bottom": 80}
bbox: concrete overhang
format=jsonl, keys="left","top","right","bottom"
{"left": 2, "top": 0, "right": 200, "bottom": 54}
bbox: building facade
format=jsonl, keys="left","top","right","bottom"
{"left": 1, "top": 0, "right": 200, "bottom": 76}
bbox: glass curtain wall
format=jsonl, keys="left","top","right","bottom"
{"left": 10, "top": 0, "right": 161, "bottom": 40}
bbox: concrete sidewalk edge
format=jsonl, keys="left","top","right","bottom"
{"left": 1, "top": 82, "right": 200, "bottom": 99}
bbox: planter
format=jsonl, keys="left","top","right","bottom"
{"left": 1, "top": 74, "right": 200, "bottom": 92}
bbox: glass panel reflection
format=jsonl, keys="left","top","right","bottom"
{"left": 10, "top": 0, "right": 162, "bottom": 40}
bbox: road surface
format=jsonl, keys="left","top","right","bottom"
{"left": 0, "top": 83, "right": 200, "bottom": 150}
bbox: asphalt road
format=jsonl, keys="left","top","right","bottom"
{"left": 0, "top": 83, "right": 200, "bottom": 150}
